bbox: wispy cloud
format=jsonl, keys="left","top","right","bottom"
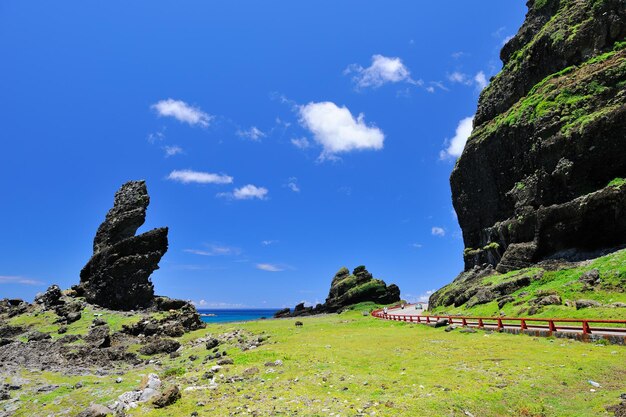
{"left": 256, "top": 263, "right": 285, "bottom": 272}
{"left": 261, "top": 240, "right": 278, "bottom": 246}
{"left": 291, "top": 137, "right": 311, "bottom": 149}
{"left": 163, "top": 145, "right": 183, "bottom": 157}
{"left": 345, "top": 54, "right": 422, "bottom": 89}
{"left": 440, "top": 116, "right": 474, "bottom": 160}
{"left": 167, "top": 169, "right": 233, "bottom": 185}
{"left": 192, "top": 299, "right": 249, "bottom": 309}
{"left": 299, "top": 101, "right": 384, "bottom": 160}
{"left": 404, "top": 290, "right": 436, "bottom": 304}
{"left": 431, "top": 227, "right": 446, "bottom": 237}
{"left": 285, "top": 177, "right": 300, "bottom": 193}
{"left": 218, "top": 184, "right": 269, "bottom": 200}
{"left": 151, "top": 99, "right": 212, "bottom": 127}
{"left": 0, "top": 275, "right": 45, "bottom": 286}
{"left": 237, "top": 126, "right": 266, "bottom": 141}
{"left": 411, "top": 243, "right": 423, "bottom": 249}
{"left": 184, "top": 245, "right": 241, "bottom": 257}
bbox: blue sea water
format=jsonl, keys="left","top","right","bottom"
{"left": 197, "top": 309, "right": 279, "bottom": 324}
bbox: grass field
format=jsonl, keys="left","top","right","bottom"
{"left": 5, "top": 303, "right": 625, "bottom": 417}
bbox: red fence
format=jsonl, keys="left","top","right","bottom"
{"left": 371, "top": 308, "right": 626, "bottom": 336}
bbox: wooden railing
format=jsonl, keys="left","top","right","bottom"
{"left": 370, "top": 308, "right": 626, "bottom": 336}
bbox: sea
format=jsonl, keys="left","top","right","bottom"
{"left": 197, "top": 309, "right": 279, "bottom": 324}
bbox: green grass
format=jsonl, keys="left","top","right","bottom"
{"left": 432, "top": 249, "right": 626, "bottom": 321}
{"left": 5, "top": 304, "right": 625, "bottom": 417}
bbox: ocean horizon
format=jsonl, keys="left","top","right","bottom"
{"left": 197, "top": 308, "right": 280, "bottom": 324}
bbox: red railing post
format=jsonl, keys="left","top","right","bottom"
{"left": 497, "top": 318, "right": 503, "bottom": 330}
{"left": 417, "top": 316, "right": 421, "bottom": 323}
{"left": 462, "top": 318, "right": 467, "bottom": 326}
{"left": 449, "top": 316, "right": 453, "bottom": 325}
{"left": 426, "top": 316, "right": 431, "bottom": 323}
{"left": 549, "top": 320, "right": 557, "bottom": 332}
{"left": 478, "top": 318, "right": 484, "bottom": 328}
{"left": 582, "top": 321, "right": 591, "bottom": 334}
{"left": 520, "top": 319, "right": 527, "bottom": 330}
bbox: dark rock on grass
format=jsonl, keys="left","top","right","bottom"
{"left": 34, "top": 285, "right": 64, "bottom": 309}
{"left": 84, "top": 325, "right": 111, "bottom": 349}
{"left": 205, "top": 338, "right": 219, "bottom": 350}
{"left": 78, "top": 180, "right": 168, "bottom": 310}
{"left": 444, "top": 325, "right": 456, "bottom": 332}
{"left": 139, "top": 337, "right": 180, "bottom": 356}
{"left": 58, "top": 334, "right": 80, "bottom": 344}
{"left": 434, "top": 319, "right": 449, "bottom": 328}
{"left": 28, "top": 331, "right": 51, "bottom": 342}
{"left": 58, "top": 326, "right": 68, "bottom": 334}
{"left": 460, "top": 328, "right": 477, "bottom": 334}
{"left": 531, "top": 294, "right": 562, "bottom": 306}
{"left": 217, "top": 357, "right": 233, "bottom": 365}
{"left": 295, "top": 321, "right": 303, "bottom": 327}
{"left": 576, "top": 299, "right": 602, "bottom": 309}
{"left": 243, "top": 367, "right": 259, "bottom": 376}
{"left": 154, "top": 296, "right": 189, "bottom": 311}
{"left": 92, "top": 318, "right": 107, "bottom": 326}
{"left": 75, "top": 404, "right": 114, "bottom": 417}
{"left": 274, "top": 308, "right": 291, "bottom": 318}
{"left": 579, "top": 269, "right": 601, "bottom": 285}
{"left": 66, "top": 312, "right": 82, "bottom": 324}
{"left": 121, "top": 302, "right": 204, "bottom": 337}
{"left": 497, "top": 296, "right": 515, "bottom": 309}
{"left": 152, "top": 385, "right": 181, "bottom": 408}
{"left": 0, "top": 324, "right": 24, "bottom": 338}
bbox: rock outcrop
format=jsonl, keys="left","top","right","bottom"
{"left": 78, "top": 181, "right": 168, "bottom": 310}
{"left": 275, "top": 266, "right": 400, "bottom": 317}
{"left": 450, "top": 0, "right": 626, "bottom": 273}
{"left": 431, "top": 0, "right": 626, "bottom": 310}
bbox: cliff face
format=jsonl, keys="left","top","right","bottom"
{"left": 452, "top": 0, "right": 626, "bottom": 273}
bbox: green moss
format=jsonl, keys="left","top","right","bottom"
{"left": 483, "top": 242, "right": 500, "bottom": 251}
{"left": 608, "top": 178, "right": 626, "bottom": 188}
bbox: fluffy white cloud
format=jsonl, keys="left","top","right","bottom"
{"left": 256, "top": 263, "right": 284, "bottom": 272}
{"left": 346, "top": 55, "right": 419, "bottom": 89}
{"left": 0, "top": 275, "right": 44, "bottom": 286}
{"left": 291, "top": 137, "right": 311, "bottom": 149}
{"left": 167, "top": 169, "right": 233, "bottom": 184}
{"left": 440, "top": 116, "right": 474, "bottom": 159}
{"left": 218, "top": 184, "right": 268, "bottom": 200}
{"left": 151, "top": 99, "right": 212, "bottom": 127}
{"left": 431, "top": 227, "right": 446, "bottom": 237}
{"left": 163, "top": 145, "right": 183, "bottom": 157}
{"left": 474, "top": 71, "right": 488, "bottom": 90}
{"left": 237, "top": 126, "right": 266, "bottom": 141}
{"left": 299, "top": 101, "right": 384, "bottom": 158}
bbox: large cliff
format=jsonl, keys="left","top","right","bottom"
{"left": 430, "top": 0, "right": 626, "bottom": 314}
{"left": 454, "top": 0, "right": 626, "bottom": 272}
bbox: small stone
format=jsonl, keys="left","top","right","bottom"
{"left": 115, "top": 377, "right": 123, "bottom": 384}
{"left": 152, "top": 385, "right": 181, "bottom": 408}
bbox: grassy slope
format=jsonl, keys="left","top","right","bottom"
{"left": 431, "top": 249, "right": 626, "bottom": 320}
{"left": 4, "top": 303, "right": 625, "bottom": 417}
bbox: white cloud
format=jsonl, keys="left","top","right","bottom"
{"left": 404, "top": 290, "right": 436, "bottom": 304}
{"left": 440, "top": 116, "right": 474, "bottom": 159}
{"left": 431, "top": 227, "right": 446, "bottom": 237}
{"left": 191, "top": 300, "right": 248, "bottom": 308}
{"left": 474, "top": 71, "right": 488, "bottom": 90}
{"left": 345, "top": 54, "right": 421, "bottom": 89}
{"left": 299, "top": 101, "right": 384, "bottom": 158}
{"left": 167, "top": 169, "right": 233, "bottom": 185}
{"left": 0, "top": 275, "right": 44, "bottom": 286}
{"left": 291, "top": 137, "right": 311, "bottom": 149}
{"left": 448, "top": 72, "right": 472, "bottom": 85}
{"left": 256, "top": 263, "right": 284, "bottom": 272}
{"left": 237, "top": 126, "right": 266, "bottom": 141}
{"left": 218, "top": 184, "right": 268, "bottom": 200}
{"left": 411, "top": 243, "right": 423, "bottom": 249}
{"left": 261, "top": 240, "right": 278, "bottom": 246}
{"left": 163, "top": 145, "right": 183, "bottom": 157}
{"left": 425, "top": 86, "right": 435, "bottom": 93}
{"left": 147, "top": 130, "right": 165, "bottom": 143}
{"left": 184, "top": 245, "right": 241, "bottom": 256}
{"left": 285, "top": 177, "right": 300, "bottom": 193}
{"left": 151, "top": 99, "right": 212, "bottom": 127}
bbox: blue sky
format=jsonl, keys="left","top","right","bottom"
{"left": 0, "top": 1, "right": 526, "bottom": 308}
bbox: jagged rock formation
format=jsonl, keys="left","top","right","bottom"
{"left": 451, "top": 0, "right": 626, "bottom": 273}
{"left": 431, "top": 0, "right": 626, "bottom": 310}
{"left": 78, "top": 181, "right": 169, "bottom": 310}
{"left": 275, "top": 266, "right": 400, "bottom": 317}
